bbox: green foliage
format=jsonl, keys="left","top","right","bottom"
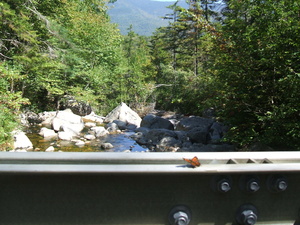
{"left": 150, "top": 0, "right": 219, "bottom": 114}
{"left": 214, "top": 0, "right": 300, "bottom": 149}
{"left": 1, "top": 0, "right": 299, "bottom": 151}
{"left": 0, "top": 63, "right": 29, "bottom": 149}
{"left": 0, "top": 106, "right": 18, "bottom": 150}
{"left": 1, "top": 0, "right": 156, "bottom": 117}
{"left": 121, "top": 27, "right": 155, "bottom": 106}
{"left": 151, "top": 0, "right": 299, "bottom": 150}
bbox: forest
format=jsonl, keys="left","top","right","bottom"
{"left": 0, "top": 0, "right": 299, "bottom": 150}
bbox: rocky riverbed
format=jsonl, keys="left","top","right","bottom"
{"left": 11, "top": 102, "right": 236, "bottom": 152}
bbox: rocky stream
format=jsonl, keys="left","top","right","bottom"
{"left": 12, "top": 102, "right": 236, "bottom": 153}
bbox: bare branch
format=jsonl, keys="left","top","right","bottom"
{"left": 154, "top": 84, "right": 173, "bottom": 88}
{"left": 0, "top": 53, "right": 13, "bottom": 60}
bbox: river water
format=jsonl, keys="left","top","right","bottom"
{"left": 26, "top": 128, "right": 148, "bottom": 152}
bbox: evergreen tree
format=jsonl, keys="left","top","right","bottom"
{"left": 214, "top": 0, "right": 300, "bottom": 149}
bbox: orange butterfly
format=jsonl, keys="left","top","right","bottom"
{"left": 183, "top": 156, "right": 201, "bottom": 168}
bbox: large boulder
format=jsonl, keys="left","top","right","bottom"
{"left": 104, "top": 102, "right": 142, "bottom": 128}
{"left": 144, "top": 129, "right": 177, "bottom": 145}
{"left": 176, "top": 116, "right": 214, "bottom": 144}
{"left": 156, "top": 136, "right": 181, "bottom": 152}
{"left": 141, "top": 114, "right": 174, "bottom": 130}
{"left": 61, "top": 123, "right": 85, "bottom": 136}
{"left": 187, "top": 127, "right": 209, "bottom": 144}
{"left": 52, "top": 109, "right": 84, "bottom": 135}
{"left": 176, "top": 116, "right": 214, "bottom": 131}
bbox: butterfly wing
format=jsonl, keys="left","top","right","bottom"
{"left": 183, "top": 156, "right": 200, "bottom": 167}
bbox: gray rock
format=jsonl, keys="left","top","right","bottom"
{"left": 20, "top": 111, "right": 43, "bottom": 126}
{"left": 135, "top": 127, "right": 150, "bottom": 134}
{"left": 141, "top": 114, "right": 174, "bottom": 130}
{"left": 187, "top": 127, "right": 209, "bottom": 144}
{"left": 157, "top": 136, "right": 181, "bottom": 148}
{"left": 176, "top": 116, "right": 214, "bottom": 131}
{"left": 126, "top": 124, "right": 138, "bottom": 130}
{"left": 60, "top": 95, "right": 92, "bottom": 116}
{"left": 175, "top": 130, "right": 189, "bottom": 143}
{"left": 113, "top": 119, "right": 127, "bottom": 130}
{"left": 105, "top": 122, "right": 119, "bottom": 133}
{"left": 130, "top": 132, "right": 144, "bottom": 140}
{"left": 145, "top": 129, "right": 177, "bottom": 145}
{"left": 209, "top": 122, "right": 228, "bottom": 143}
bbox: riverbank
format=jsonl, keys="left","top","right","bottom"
{"left": 9, "top": 102, "right": 240, "bottom": 153}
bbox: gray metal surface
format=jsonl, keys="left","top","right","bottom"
{"left": 0, "top": 151, "right": 300, "bottom": 224}
{"left": 1, "top": 151, "right": 300, "bottom": 174}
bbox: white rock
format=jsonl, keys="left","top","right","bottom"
{"left": 39, "top": 127, "right": 57, "bottom": 139}
{"left": 84, "top": 122, "right": 96, "bottom": 128}
{"left": 101, "top": 143, "right": 114, "bottom": 149}
{"left": 84, "top": 134, "right": 96, "bottom": 140}
{"left": 56, "top": 109, "right": 83, "bottom": 123}
{"left": 58, "top": 131, "right": 73, "bottom": 141}
{"left": 52, "top": 109, "right": 84, "bottom": 135}
{"left": 75, "top": 140, "right": 85, "bottom": 146}
{"left": 91, "top": 126, "right": 109, "bottom": 137}
{"left": 52, "top": 117, "right": 64, "bottom": 131}
{"left": 104, "top": 102, "right": 141, "bottom": 128}
{"left": 13, "top": 131, "right": 33, "bottom": 150}
{"left": 45, "top": 146, "right": 55, "bottom": 152}
{"left": 82, "top": 113, "right": 104, "bottom": 124}
{"left": 61, "top": 123, "right": 84, "bottom": 136}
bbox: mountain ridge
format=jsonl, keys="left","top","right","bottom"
{"left": 108, "top": 0, "right": 185, "bottom": 36}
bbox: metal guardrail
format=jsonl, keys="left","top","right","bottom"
{"left": 0, "top": 151, "right": 300, "bottom": 174}
{"left": 1, "top": 151, "right": 300, "bottom": 225}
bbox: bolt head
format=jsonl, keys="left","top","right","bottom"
{"left": 218, "top": 179, "right": 231, "bottom": 192}
{"left": 247, "top": 180, "right": 260, "bottom": 192}
{"left": 276, "top": 180, "right": 287, "bottom": 191}
{"left": 241, "top": 210, "right": 257, "bottom": 225}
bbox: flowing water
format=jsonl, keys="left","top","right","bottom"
{"left": 26, "top": 127, "right": 148, "bottom": 152}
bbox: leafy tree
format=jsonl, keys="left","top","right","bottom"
{"left": 121, "top": 26, "right": 155, "bottom": 108}
{"left": 0, "top": 63, "right": 29, "bottom": 149}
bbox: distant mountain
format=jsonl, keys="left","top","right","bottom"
{"left": 107, "top": 0, "right": 186, "bottom": 36}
